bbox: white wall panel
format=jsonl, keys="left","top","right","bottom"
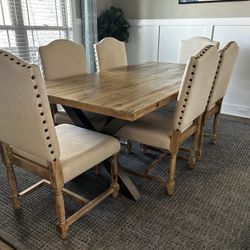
{"left": 126, "top": 26, "right": 159, "bottom": 65}
{"left": 214, "top": 25, "right": 250, "bottom": 117}
{"left": 158, "top": 25, "right": 210, "bottom": 63}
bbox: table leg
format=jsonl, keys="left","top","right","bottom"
{"left": 63, "top": 106, "right": 96, "bottom": 130}
{"left": 62, "top": 106, "right": 141, "bottom": 201}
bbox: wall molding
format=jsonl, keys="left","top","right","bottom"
{"left": 129, "top": 17, "right": 250, "bottom": 26}
{"left": 222, "top": 103, "right": 250, "bottom": 118}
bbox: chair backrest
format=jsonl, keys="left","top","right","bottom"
{"left": 173, "top": 45, "right": 220, "bottom": 131}
{"left": 0, "top": 50, "right": 60, "bottom": 163}
{"left": 39, "top": 39, "right": 87, "bottom": 80}
{"left": 177, "top": 36, "right": 220, "bottom": 64}
{"left": 94, "top": 37, "right": 128, "bottom": 71}
{"left": 208, "top": 41, "right": 239, "bottom": 109}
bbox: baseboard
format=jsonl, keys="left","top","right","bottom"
{"left": 221, "top": 103, "right": 250, "bottom": 119}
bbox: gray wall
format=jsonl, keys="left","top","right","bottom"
{"left": 97, "top": 0, "right": 111, "bottom": 15}
{"left": 112, "top": 0, "right": 250, "bottom": 19}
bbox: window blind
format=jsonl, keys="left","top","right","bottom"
{"left": 0, "top": 0, "right": 72, "bottom": 64}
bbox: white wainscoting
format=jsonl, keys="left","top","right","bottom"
{"left": 126, "top": 26, "right": 159, "bottom": 64}
{"left": 126, "top": 18, "right": 250, "bottom": 118}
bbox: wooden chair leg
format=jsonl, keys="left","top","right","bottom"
{"left": 188, "top": 134, "right": 197, "bottom": 169}
{"left": 211, "top": 113, "right": 220, "bottom": 144}
{"left": 126, "top": 140, "right": 132, "bottom": 153}
{"left": 197, "top": 114, "right": 206, "bottom": 160}
{"left": 54, "top": 188, "right": 68, "bottom": 239}
{"left": 48, "top": 161, "right": 68, "bottom": 239}
{"left": 188, "top": 119, "right": 201, "bottom": 169}
{"left": 189, "top": 134, "right": 200, "bottom": 169}
{"left": 111, "top": 154, "right": 120, "bottom": 198}
{"left": 94, "top": 164, "right": 101, "bottom": 176}
{"left": 197, "top": 128, "right": 204, "bottom": 161}
{"left": 2, "top": 144, "right": 21, "bottom": 209}
{"left": 5, "top": 163, "right": 22, "bottom": 209}
{"left": 166, "top": 152, "right": 177, "bottom": 196}
{"left": 0, "top": 145, "right": 5, "bottom": 164}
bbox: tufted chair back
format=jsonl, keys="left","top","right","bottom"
{"left": 39, "top": 39, "right": 87, "bottom": 80}
{"left": 0, "top": 50, "right": 60, "bottom": 163}
{"left": 173, "top": 46, "right": 220, "bottom": 131}
{"left": 207, "top": 41, "right": 239, "bottom": 110}
{"left": 94, "top": 37, "right": 128, "bottom": 71}
{"left": 177, "top": 36, "right": 220, "bottom": 64}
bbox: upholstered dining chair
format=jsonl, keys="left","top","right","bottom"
{"left": 110, "top": 45, "right": 220, "bottom": 195}
{"left": 0, "top": 50, "right": 120, "bottom": 239}
{"left": 197, "top": 41, "right": 239, "bottom": 157}
{"left": 158, "top": 37, "right": 220, "bottom": 114}
{"left": 177, "top": 36, "right": 220, "bottom": 64}
{"left": 94, "top": 37, "right": 128, "bottom": 71}
{"left": 39, "top": 39, "right": 108, "bottom": 131}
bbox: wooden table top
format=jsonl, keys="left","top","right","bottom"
{"left": 46, "top": 62, "right": 185, "bottom": 121}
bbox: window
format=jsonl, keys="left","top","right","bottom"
{"left": 0, "top": 0, "right": 72, "bottom": 64}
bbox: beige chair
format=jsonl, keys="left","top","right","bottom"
{"left": 159, "top": 37, "right": 220, "bottom": 114}
{"left": 197, "top": 41, "right": 239, "bottom": 156}
{"left": 111, "top": 46, "right": 220, "bottom": 195}
{"left": 39, "top": 39, "right": 108, "bottom": 131}
{"left": 0, "top": 50, "right": 120, "bottom": 239}
{"left": 177, "top": 36, "right": 220, "bottom": 64}
{"left": 94, "top": 37, "right": 128, "bottom": 71}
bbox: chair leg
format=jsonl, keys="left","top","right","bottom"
{"left": 5, "top": 163, "right": 21, "bottom": 209}
{"left": 188, "top": 127, "right": 200, "bottom": 169}
{"left": 94, "top": 164, "right": 101, "bottom": 176}
{"left": 197, "top": 114, "right": 206, "bottom": 160}
{"left": 197, "top": 128, "right": 204, "bottom": 161}
{"left": 126, "top": 140, "right": 132, "bottom": 153}
{"left": 54, "top": 188, "right": 68, "bottom": 240}
{"left": 0, "top": 146, "right": 5, "bottom": 164}
{"left": 48, "top": 161, "right": 68, "bottom": 239}
{"left": 211, "top": 113, "right": 220, "bottom": 144}
{"left": 111, "top": 154, "right": 120, "bottom": 198}
{"left": 1, "top": 144, "right": 21, "bottom": 209}
{"left": 166, "top": 152, "right": 177, "bottom": 196}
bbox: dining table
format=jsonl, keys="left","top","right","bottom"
{"left": 46, "top": 62, "right": 186, "bottom": 200}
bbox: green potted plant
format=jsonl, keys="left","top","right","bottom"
{"left": 97, "top": 7, "right": 130, "bottom": 42}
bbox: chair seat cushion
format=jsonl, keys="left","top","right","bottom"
{"left": 54, "top": 109, "right": 108, "bottom": 132}
{"left": 115, "top": 112, "right": 175, "bottom": 150}
{"left": 57, "top": 124, "right": 120, "bottom": 182}
{"left": 13, "top": 124, "right": 120, "bottom": 183}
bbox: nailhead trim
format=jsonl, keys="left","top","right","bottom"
{"left": 207, "top": 41, "right": 235, "bottom": 107}
{"left": 30, "top": 72, "right": 57, "bottom": 162}
{"left": 177, "top": 45, "right": 214, "bottom": 130}
{"left": 0, "top": 50, "right": 57, "bottom": 162}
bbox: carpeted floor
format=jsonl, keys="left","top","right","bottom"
{"left": 0, "top": 118, "right": 250, "bottom": 250}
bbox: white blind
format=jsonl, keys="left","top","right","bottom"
{"left": 0, "top": 0, "right": 72, "bottom": 64}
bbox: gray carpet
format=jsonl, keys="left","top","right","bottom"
{"left": 0, "top": 118, "right": 250, "bottom": 250}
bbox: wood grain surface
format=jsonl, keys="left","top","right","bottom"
{"left": 46, "top": 62, "right": 185, "bottom": 121}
